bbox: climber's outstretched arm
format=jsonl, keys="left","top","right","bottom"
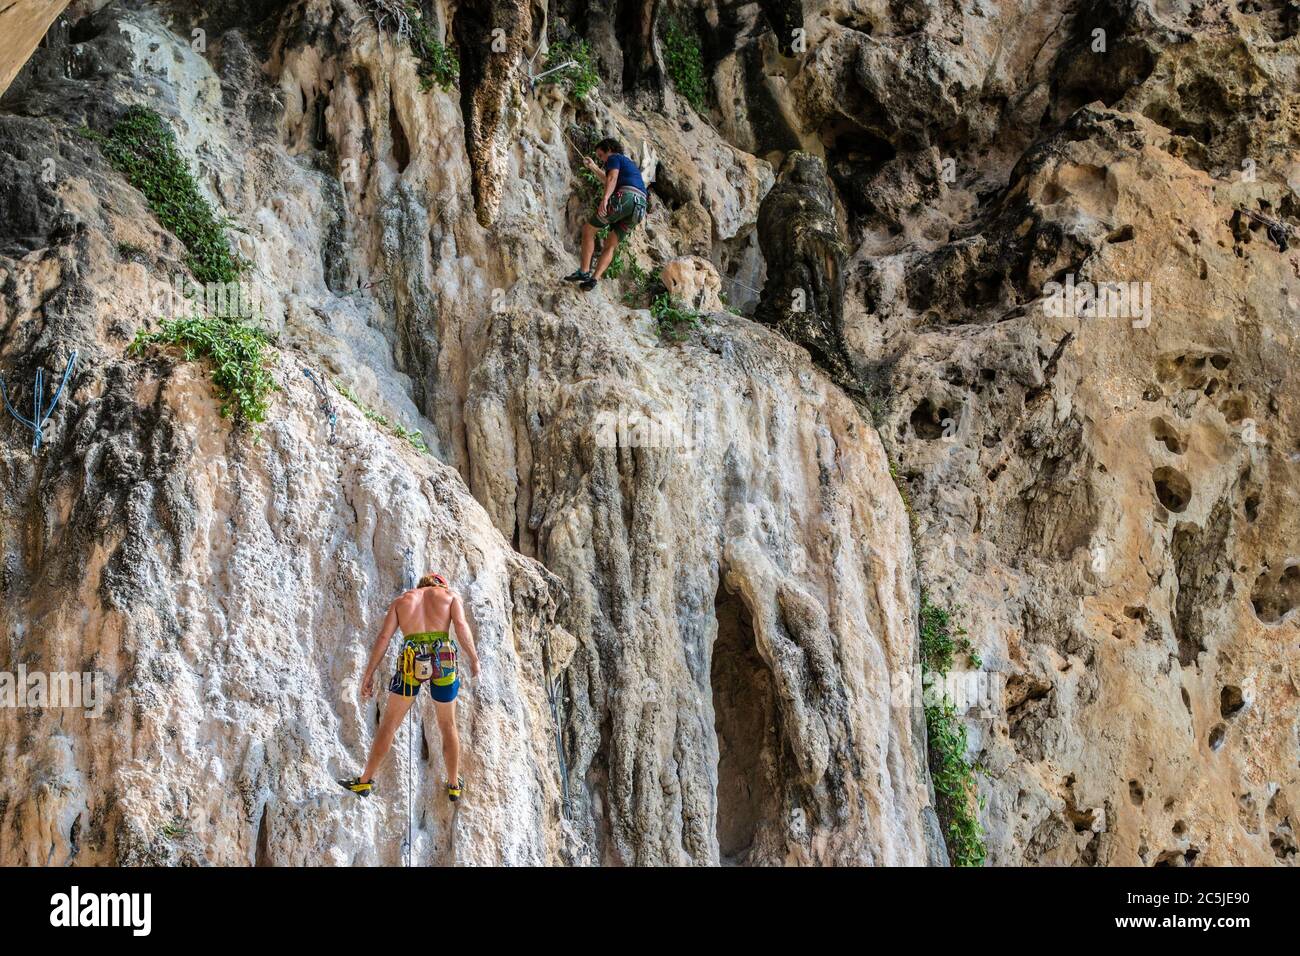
{"left": 360, "top": 602, "right": 399, "bottom": 698}
{"left": 452, "top": 593, "right": 480, "bottom": 679}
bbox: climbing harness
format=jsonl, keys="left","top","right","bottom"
{"left": 398, "top": 632, "right": 457, "bottom": 690}
{"left": 1, "top": 350, "right": 77, "bottom": 454}
{"left": 301, "top": 366, "right": 338, "bottom": 445}
{"left": 540, "top": 631, "right": 571, "bottom": 820}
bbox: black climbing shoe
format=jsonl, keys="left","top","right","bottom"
{"left": 448, "top": 776, "right": 465, "bottom": 803}
{"left": 579, "top": 276, "right": 598, "bottom": 292}
{"left": 338, "top": 777, "right": 375, "bottom": 797}
{"left": 562, "top": 270, "right": 591, "bottom": 283}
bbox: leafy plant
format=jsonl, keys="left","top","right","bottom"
{"left": 334, "top": 380, "right": 429, "bottom": 453}
{"left": 88, "top": 106, "right": 241, "bottom": 285}
{"left": 650, "top": 292, "right": 703, "bottom": 343}
{"left": 576, "top": 166, "right": 604, "bottom": 206}
{"left": 406, "top": 4, "right": 459, "bottom": 92}
{"left": 660, "top": 12, "right": 708, "bottom": 111}
{"left": 920, "top": 594, "right": 978, "bottom": 675}
{"left": 161, "top": 817, "right": 190, "bottom": 840}
{"left": 545, "top": 37, "right": 601, "bottom": 101}
{"left": 131, "top": 314, "right": 277, "bottom": 424}
{"left": 919, "top": 591, "right": 986, "bottom": 866}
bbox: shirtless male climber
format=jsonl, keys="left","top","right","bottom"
{"left": 562, "top": 137, "right": 648, "bottom": 292}
{"left": 338, "top": 573, "right": 480, "bottom": 802}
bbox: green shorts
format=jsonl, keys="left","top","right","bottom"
{"left": 589, "top": 189, "right": 647, "bottom": 238}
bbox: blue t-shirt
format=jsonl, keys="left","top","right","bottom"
{"left": 604, "top": 153, "right": 646, "bottom": 193}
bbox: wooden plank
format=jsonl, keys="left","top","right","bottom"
{"left": 0, "top": 1, "right": 72, "bottom": 100}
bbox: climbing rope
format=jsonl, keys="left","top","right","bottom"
{"left": 301, "top": 366, "right": 338, "bottom": 445}
{"left": 400, "top": 681, "right": 410, "bottom": 868}
{"left": 719, "top": 274, "right": 763, "bottom": 298}
{"left": 1, "top": 350, "right": 77, "bottom": 454}
{"left": 399, "top": 547, "right": 416, "bottom": 867}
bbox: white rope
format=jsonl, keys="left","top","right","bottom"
{"left": 401, "top": 548, "right": 415, "bottom": 867}
{"left": 405, "top": 696, "right": 413, "bottom": 866}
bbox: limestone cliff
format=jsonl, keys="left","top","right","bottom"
{"left": 0, "top": 0, "right": 1296, "bottom": 867}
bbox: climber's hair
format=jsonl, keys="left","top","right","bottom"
{"left": 418, "top": 572, "right": 448, "bottom": 589}
{"left": 595, "top": 138, "right": 623, "bottom": 155}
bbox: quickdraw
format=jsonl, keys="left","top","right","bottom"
{"left": 541, "top": 631, "right": 571, "bottom": 820}
{"left": 1, "top": 350, "right": 77, "bottom": 454}
{"left": 301, "top": 366, "right": 338, "bottom": 445}
{"left": 1238, "top": 208, "right": 1293, "bottom": 252}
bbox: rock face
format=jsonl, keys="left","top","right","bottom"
{"left": 464, "top": 293, "right": 936, "bottom": 865}
{"left": 774, "top": 0, "right": 1300, "bottom": 865}
{"left": 0, "top": 0, "right": 942, "bottom": 867}
{"left": 1, "top": 0, "right": 1296, "bottom": 868}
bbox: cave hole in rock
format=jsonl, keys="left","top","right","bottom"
{"left": 910, "top": 397, "right": 955, "bottom": 440}
{"left": 614, "top": 0, "right": 660, "bottom": 94}
{"left": 256, "top": 803, "right": 271, "bottom": 867}
{"left": 1151, "top": 418, "right": 1185, "bottom": 454}
{"left": 69, "top": 12, "right": 110, "bottom": 44}
{"left": 825, "top": 124, "right": 897, "bottom": 215}
{"left": 1129, "top": 780, "right": 1145, "bottom": 806}
{"left": 711, "top": 580, "right": 781, "bottom": 864}
{"left": 1220, "top": 685, "right": 1246, "bottom": 718}
{"left": 421, "top": 725, "right": 431, "bottom": 762}
{"left": 1152, "top": 466, "right": 1192, "bottom": 512}
{"left": 314, "top": 90, "right": 332, "bottom": 149}
{"left": 1208, "top": 722, "right": 1227, "bottom": 751}
{"left": 1106, "top": 224, "right": 1135, "bottom": 243}
{"left": 1250, "top": 563, "right": 1300, "bottom": 623}
{"left": 389, "top": 99, "right": 411, "bottom": 173}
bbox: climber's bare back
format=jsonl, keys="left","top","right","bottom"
{"left": 392, "top": 586, "right": 455, "bottom": 634}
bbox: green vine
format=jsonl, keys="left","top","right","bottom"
{"left": 87, "top": 106, "right": 241, "bottom": 285}
{"left": 919, "top": 592, "right": 986, "bottom": 866}
{"left": 130, "top": 314, "right": 277, "bottom": 425}
{"left": 660, "top": 12, "right": 708, "bottom": 111}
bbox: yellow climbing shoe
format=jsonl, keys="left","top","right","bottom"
{"left": 338, "top": 777, "right": 375, "bottom": 797}
{"left": 448, "top": 776, "right": 464, "bottom": 802}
